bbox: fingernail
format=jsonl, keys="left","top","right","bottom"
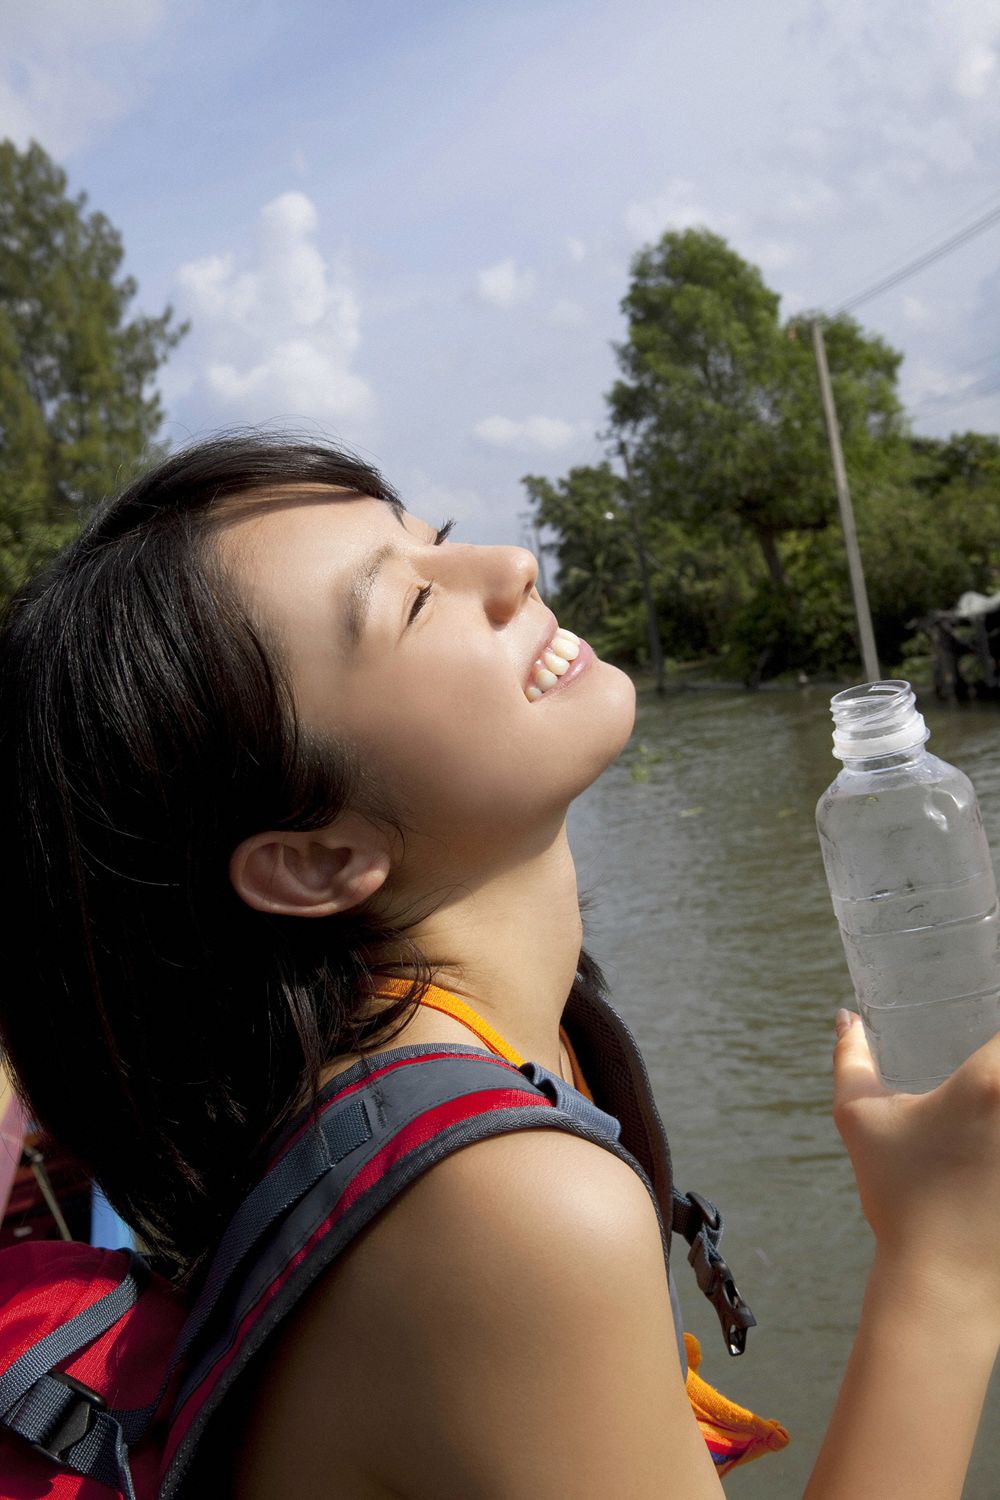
{"left": 835, "top": 1008, "right": 854, "bottom": 1038}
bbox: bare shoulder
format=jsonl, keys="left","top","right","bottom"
{"left": 230, "top": 1128, "right": 722, "bottom": 1499}
{"left": 400, "top": 1120, "right": 665, "bottom": 1239}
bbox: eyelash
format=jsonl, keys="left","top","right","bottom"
{"left": 407, "top": 518, "right": 455, "bottom": 624}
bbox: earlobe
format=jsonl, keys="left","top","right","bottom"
{"left": 228, "top": 824, "right": 391, "bottom": 918}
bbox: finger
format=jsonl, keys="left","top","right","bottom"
{"left": 833, "top": 1011, "right": 888, "bottom": 1110}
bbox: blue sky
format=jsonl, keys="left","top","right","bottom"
{"left": 5, "top": 0, "right": 1000, "bottom": 542}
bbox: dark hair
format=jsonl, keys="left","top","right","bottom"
{"left": 0, "top": 434, "right": 609, "bottom": 1281}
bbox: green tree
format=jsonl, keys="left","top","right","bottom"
{"left": 865, "top": 436, "right": 1000, "bottom": 668}
{"left": 784, "top": 433, "right": 1000, "bottom": 673}
{"left": 910, "top": 431, "right": 1000, "bottom": 493}
{"left": 607, "top": 229, "right": 904, "bottom": 585}
{"left": 521, "top": 465, "right": 639, "bottom": 656}
{"left": 524, "top": 229, "right": 999, "bottom": 684}
{"left": 603, "top": 229, "right": 911, "bottom": 679}
{"left": 0, "top": 139, "right": 187, "bottom": 596}
{"left": 522, "top": 461, "right": 753, "bottom": 667}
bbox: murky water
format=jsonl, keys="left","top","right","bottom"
{"left": 568, "top": 685, "right": 1000, "bottom": 1498}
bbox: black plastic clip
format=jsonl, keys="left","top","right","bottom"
{"left": 677, "top": 1189, "right": 757, "bottom": 1357}
{"left": 31, "top": 1371, "right": 106, "bottom": 1465}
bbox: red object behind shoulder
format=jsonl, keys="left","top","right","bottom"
{"left": 0, "top": 1242, "right": 187, "bottom": 1499}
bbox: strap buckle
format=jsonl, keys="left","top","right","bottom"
{"left": 678, "top": 1190, "right": 757, "bottom": 1357}
{"left": 30, "top": 1371, "right": 106, "bottom": 1465}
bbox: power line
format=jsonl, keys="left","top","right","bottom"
{"left": 907, "top": 368, "right": 1000, "bottom": 419}
{"left": 944, "top": 347, "right": 1000, "bottom": 376}
{"left": 826, "top": 185, "right": 1000, "bottom": 309}
{"left": 833, "top": 194, "right": 1000, "bottom": 316}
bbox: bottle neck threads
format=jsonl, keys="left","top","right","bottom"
{"left": 829, "top": 680, "right": 930, "bottom": 762}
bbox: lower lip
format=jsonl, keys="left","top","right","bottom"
{"left": 529, "top": 638, "right": 595, "bottom": 700}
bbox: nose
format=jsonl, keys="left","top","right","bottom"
{"left": 476, "top": 545, "right": 539, "bottom": 625}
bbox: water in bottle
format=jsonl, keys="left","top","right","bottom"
{"left": 816, "top": 680, "right": 1000, "bottom": 1092}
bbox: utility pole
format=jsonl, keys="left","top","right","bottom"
{"left": 811, "top": 320, "right": 881, "bottom": 682}
{"left": 618, "top": 440, "right": 665, "bottom": 695}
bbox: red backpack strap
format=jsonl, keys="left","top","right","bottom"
{"left": 158, "top": 1043, "right": 630, "bottom": 1497}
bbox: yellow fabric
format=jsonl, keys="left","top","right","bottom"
{"left": 369, "top": 979, "right": 788, "bottom": 1476}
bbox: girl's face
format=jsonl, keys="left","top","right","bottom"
{"left": 218, "top": 489, "right": 636, "bottom": 873}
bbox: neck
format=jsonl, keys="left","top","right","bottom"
{"left": 378, "top": 822, "right": 584, "bottom": 1077}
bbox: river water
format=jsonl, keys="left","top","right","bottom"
{"left": 567, "top": 684, "right": 1000, "bottom": 1498}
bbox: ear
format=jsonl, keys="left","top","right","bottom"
{"left": 228, "top": 814, "right": 392, "bottom": 918}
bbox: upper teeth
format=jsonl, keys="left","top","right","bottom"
{"left": 526, "top": 629, "right": 580, "bottom": 700}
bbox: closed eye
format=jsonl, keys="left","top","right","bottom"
{"left": 407, "top": 519, "right": 454, "bottom": 625}
{"left": 408, "top": 583, "right": 432, "bottom": 624}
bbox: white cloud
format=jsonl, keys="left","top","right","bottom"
{"left": 903, "top": 356, "right": 973, "bottom": 408}
{"left": 403, "top": 473, "right": 487, "bottom": 528}
{"left": 901, "top": 353, "right": 1000, "bottom": 435}
{"left": 550, "top": 298, "right": 588, "bottom": 327}
{"left": 780, "top": 290, "right": 808, "bottom": 316}
{"left": 902, "top": 294, "right": 931, "bottom": 324}
{"left": 174, "top": 190, "right": 373, "bottom": 427}
{"left": 566, "top": 236, "right": 587, "bottom": 262}
{"left": 0, "top": 0, "right": 166, "bottom": 156}
{"left": 771, "top": 177, "right": 841, "bottom": 223}
{"left": 956, "top": 42, "right": 997, "bottom": 98}
{"left": 177, "top": 254, "right": 258, "bottom": 324}
{"left": 474, "top": 415, "right": 581, "bottom": 452}
{"left": 624, "top": 178, "right": 742, "bottom": 245}
{"left": 747, "top": 239, "right": 797, "bottom": 272}
{"left": 880, "top": 115, "right": 976, "bottom": 178}
{"left": 207, "top": 340, "right": 371, "bottom": 420}
{"left": 476, "top": 258, "right": 536, "bottom": 307}
{"left": 800, "top": 0, "right": 1000, "bottom": 191}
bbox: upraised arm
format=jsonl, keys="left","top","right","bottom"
{"left": 802, "top": 1013, "right": 1000, "bottom": 1499}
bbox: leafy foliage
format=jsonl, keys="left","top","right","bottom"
{"left": 522, "top": 461, "right": 754, "bottom": 666}
{"left": 523, "top": 228, "right": 1000, "bottom": 683}
{"left": 0, "top": 140, "right": 187, "bottom": 597}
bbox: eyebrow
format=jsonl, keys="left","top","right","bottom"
{"left": 343, "top": 541, "right": 399, "bottom": 648}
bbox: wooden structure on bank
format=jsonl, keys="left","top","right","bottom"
{"left": 916, "top": 588, "right": 1000, "bottom": 701}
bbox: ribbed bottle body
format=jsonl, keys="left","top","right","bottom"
{"left": 816, "top": 683, "right": 1000, "bottom": 1092}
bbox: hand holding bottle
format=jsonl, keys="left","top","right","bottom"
{"left": 800, "top": 1011, "right": 1000, "bottom": 1500}
{"left": 833, "top": 1007, "right": 1000, "bottom": 1318}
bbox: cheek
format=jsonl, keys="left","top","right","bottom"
{"left": 359, "top": 663, "right": 637, "bottom": 834}
{"left": 378, "top": 695, "right": 536, "bottom": 826}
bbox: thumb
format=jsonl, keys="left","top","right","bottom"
{"left": 832, "top": 1010, "right": 887, "bottom": 1111}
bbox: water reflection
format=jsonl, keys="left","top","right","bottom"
{"left": 569, "top": 685, "right": 1000, "bottom": 1498}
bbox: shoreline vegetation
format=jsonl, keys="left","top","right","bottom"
{"left": 522, "top": 230, "right": 1000, "bottom": 696}
{"left": 623, "top": 660, "right": 937, "bottom": 695}
{"left": 622, "top": 639, "right": 1000, "bottom": 699}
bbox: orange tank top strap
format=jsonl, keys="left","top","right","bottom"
{"left": 369, "top": 978, "right": 594, "bottom": 1101}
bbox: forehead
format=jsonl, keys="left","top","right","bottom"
{"left": 214, "top": 484, "right": 400, "bottom": 577}
{"left": 210, "top": 484, "right": 409, "bottom": 653}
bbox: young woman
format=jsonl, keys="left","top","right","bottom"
{"left": 1, "top": 435, "right": 999, "bottom": 1499}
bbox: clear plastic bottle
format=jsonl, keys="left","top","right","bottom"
{"left": 815, "top": 680, "right": 1000, "bottom": 1092}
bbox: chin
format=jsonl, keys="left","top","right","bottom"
{"left": 601, "top": 664, "right": 638, "bottom": 756}
{"left": 572, "top": 663, "right": 637, "bottom": 790}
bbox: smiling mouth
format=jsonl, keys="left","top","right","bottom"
{"left": 525, "top": 627, "right": 583, "bottom": 700}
